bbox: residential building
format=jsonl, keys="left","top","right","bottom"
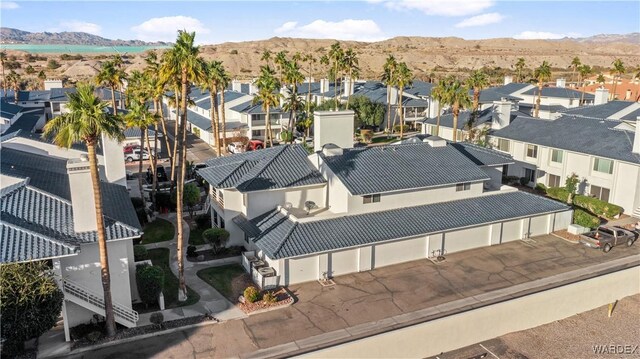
{"left": 198, "top": 110, "right": 572, "bottom": 286}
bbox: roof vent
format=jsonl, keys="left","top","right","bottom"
{"left": 424, "top": 136, "right": 447, "bottom": 148}
{"left": 304, "top": 201, "right": 317, "bottom": 214}
{"left": 322, "top": 143, "right": 343, "bottom": 157}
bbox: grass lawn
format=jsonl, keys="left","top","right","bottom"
{"left": 197, "top": 264, "right": 246, "bottom": 300}
{"left": 140, "top": 219, "right": 175, "bottom": 244}
{"left": 147, "top": 248, "right": 200, "bottom": 308}
{"left": 189, "top": 227, "right": 206, "bottom": 245}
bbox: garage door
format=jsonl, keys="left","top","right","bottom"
{"left": 443, "top": 225, "right": 490, "bottom": 254}
{"left": 501, "top": 219, "right": 523, "bottom": 243}
{"left": 329, "top": 249, "right": 358, "bottom": 277}
{"left": 374, "top": 237, "right": 426, "bottom": 268}
{"left": 286, "top": 256, "right": 318, "bottom": 285}
{"left": 528, "top": 215, "right": 549, "bottom": 237}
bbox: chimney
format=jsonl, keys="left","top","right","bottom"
{"left": 625, "top": 89, "right": 632, "bottom": 100}
{"left": 44, "top": 79, "right": 63, "bottom": 91}
{"left": 231, "top": 79, "right": 242, "bottom": 92}
{"left": 556, "top": 78, "right": 566, "bottom": 88}
{"left": 423, "top": 136, "right": 446, "bottom": 148}
{"left": 313, "top": 110, "right": 354, "bottom": 152}
{"left": 503, "top": 75, "right": 513, "bottom": 85}
{"left": 101, "top": 133, "right": 127, "bottom": 186}
{"left": 633, "top": 117, "right": 640, "bottom": 154}
{"left": 388, "top": 87, "right": 399, "bottom": 105}
{"left": 491, "top": 98, "right": 512, "bottom": 130}
{"left": 67, "top": 155, "right": 97, "bottom": 233}
{"left": 594, "top": 88, "right": 609, "bottom": 105}
{"left": 428, "top": 99, "right": 440, "bottom": 118}
{"left": 343, "top": 77, "right": 353, "bottom": 97}
{"left": 320, "top": 78, "right": 329, "bottom": 94}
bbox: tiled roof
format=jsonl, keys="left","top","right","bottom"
{"left": 396, "top": 136, "right": 515, "bottom": 166}
{"left": 247, "top": 190, "right": 570, "bottom": 259}
{"left": 493, "top": 83, "right": 533, "bottom": 95}
{"left": 422, "top": 107, "right": 496, "bottom": 130}
{"left": 17, "top": 90, "right": 50, "bottom": 102}
{"left": 621, "top": 107, "right": 640, "bottom": 121}
{"left": 1, "top": 181, "right": 141, "bottom": 263}
{"left": 185, "top": 109, "right": 212, "bottom": 131}
{"left": 49, "top": 87, "right": 77, "bottom": 101}
{"left": 522, "top": 87, "right": 595, "bottom": 100}
{"left": 404, "top": 80, "right": 434, "bottom": 97}
{"left": 491, "top": 115, "right": 640, "bottom": 164}
{"left": 198, "top": 145, "right": 326, "bottom": 192}
{"left": 473, "top": 88, "right": 523, "bottom": 103}
{"left": 0, "top": 100, "right": 24, "bottom": 118}
{"left": 3, "top": 111, "right": 40, "bottom": 135}
{"left": 559, "top": 101, "right": 638, "bottom": 119}
{"left": 124, "top": 126, "right": 162, "bottom": 139}
{"left": 196, "top": 91, "right": 247, "bottom": 110}
{"left": 320, "top": 142, "right": 490, "bottom": 195}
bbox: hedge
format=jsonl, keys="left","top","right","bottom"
{"left": 573, "top": 207, "right": 601, "bottom": 229}
{"left": 136, "top": 264, "right": 165, "bottom": 307}
{"left": 133, "top": 245, "right": 148, "bottom": 262}
{"left": 545, "top": 187, "right": 570, "bottom": 202}
{"left": 573, "top": 195, "right": 623, "bottom": 219}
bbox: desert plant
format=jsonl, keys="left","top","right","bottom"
{"left": 150, "top": 312, "right": 164, "bottom": 328}
{"left": 243, "top": 286, "right": 260, "bottom": 303}
{"left": 262, "top": 291, "right": 277, "bottom": 304}
{"left": 136, "top": 264, "right": 165, "bottom": 307}
{"left": 202, "top": 228, "right": 230, "bottom": 254}
{"left": 133, "top": 245, "right": 148, "bottom": 261}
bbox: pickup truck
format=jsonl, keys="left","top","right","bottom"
{"left": 578, "top": 225, "right": 637, "bottom": 253}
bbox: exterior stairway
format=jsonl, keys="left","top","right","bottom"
{"left": 63, "top": 279, "right": 138, "bottom": 328}
{"left": 633, "top": 206, "right": 640, "bottom": 218}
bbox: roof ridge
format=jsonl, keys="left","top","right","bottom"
{"left": 0, "top": 178, "right": 29, "bottom": 198}
{"left": 273, "top": 220, "right": 298, "bottom": 258}
{"left": 0, "top": 216, "right": 80, "bottom": 252}
{"left": 236, "top": 146, "right": 289, "bottom": 191}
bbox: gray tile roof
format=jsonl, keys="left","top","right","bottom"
{"left": 198, "top": 145, "right": 326, "bottom": 192}
{"left": 124, "top": 126, "right": 162, "bottom": 139}
{"left": 4, "top": 111, "right": 40, "bottom": 135}
{"left": 422, "top": 107, "right": 496, "bottom": 130}
{"left": 49, "top": 87, "right": 77, "bottom": 102}
{"left": 473, "top": 88, "right": 523, "bottom": 103}
{"left": 247, "top": 190, "right": 570, "bottom": 259}
{"left": 196, "top": 91, "right": 247, "bottom": 110}
{"left": 493, "top": 83, "right": 533, "bottom": 95}
{"left": 320, "top": 142, "right": 490, "bottom": 196}
{"left": 1, "top": 180, "right": 141, "bottom": 263}
{"left": 0, "top": 100, "right": 24, "bottom": 118}
{"left": 397, "top": 136, "right": 515, "bottom": 166}
{"left": 491, "top": 115, "right": 640, "bottom": 164}
{"left": 621, "top": 107, "right": 640, "bottom": 121}
{"left": 404, "top": 80, "right": 434, "bottom": 97}
{"left": 522, "top": 87, "right": 594, "bottom": 100}
{"left": 185, "top": 109, "right": 212, "bottom": 131}
{"left": 17, "top": 90, "right": 50, "bottom": 102}
{"left": 558, "top": 101, "right": 635, "bottom": 119}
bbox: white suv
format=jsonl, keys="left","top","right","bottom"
{"left": 124, "top": 149, "right": 150, "bottom": 162}
{"left": 227, "top": 142, "right": 244, "bottom": 154}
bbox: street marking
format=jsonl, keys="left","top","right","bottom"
{"left": 479, "top": 344, "right": 500, "bottom": 359}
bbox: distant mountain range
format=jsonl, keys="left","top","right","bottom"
{"left": 568, "top": 33, "right": 639, "bottom": 44}
{"left": 0, "top": 27, "right": 170, "bottom": 46}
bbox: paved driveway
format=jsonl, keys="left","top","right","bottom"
{"left": 73, "top": 235, "right": 639, "bottom": 359}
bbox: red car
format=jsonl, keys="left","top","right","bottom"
{"left": 246, "top": 140, "right": 264, "bottom": 151}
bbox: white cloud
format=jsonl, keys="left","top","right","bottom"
{"left": 0, "top": 2, "right": 19, "bottom": 9}
{"left": 274, "top": 19, "right": 386, "bottom": 42}
{"left": 513, "top": 31, "right": 580, "bottom": 40}
{"left": 455, "top": 12, "right": 504, "bottom": 28}
{"left": 59, "top": 21, "right": 102, "bottom": 35}
{"left": 381, "top": 0, "right": 494, "bottom": 17}
{"left": 131, "top": 16, "right": 211, "bottom": 42}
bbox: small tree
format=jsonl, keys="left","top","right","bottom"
{"left": 1, "top": 261, "right": 64, "bottom": 356}
{"left": 134, "top": 245, "right": 148, "bottom": 261}
{"left": 565, "top": 173, "right": 579, "bottom": 204}
{"left": 202, "top": 228, "right": 230, "bottom": 255}
{"left": 136, "top": 264, "right": 165, "bottom": 308}
{"left": 171, "top": 183, "right": 201, "bottom": 218}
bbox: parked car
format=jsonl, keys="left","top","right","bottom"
{"left": 125, "top": 149, "right": 150, "bottom": 162}
{"left": 245, "top": 140, "right": 264, "bottom": 151}
{"left": 123, "top": 145, "right": 141, "bottom": 153}
{"left": 227, "top": 142, "right": 244, "bottom": 154}
{"left": 578, "top": 225, "right": 637, "bottom": 252}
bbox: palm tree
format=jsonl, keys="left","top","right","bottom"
{"left": 381, "top": 55, "right": 398, "bottom": 133}
{"left": 610, "top": 59, "right": 625, "bottom": 100}
{"left": 210, "top": 61, "right": 230, "bottom": 151}
{"left": 161, "top": 30, "right": 204, "bottom": 300}
{"left": 319, "top": 54, "right": 329, "bottom": 103}
{"left": 0, "top": 51, "right": 7, "bottom": 97}
{"left": 261, "top": 50, "right": 272, "bottom": 67}
{"left": 274, "top": 51, "right": 288, "bottom": 83}
{"left": 533, "top": 61, "right": 552, "bottom": 118}
{"left": 431, "top": 78, "right": 448, "bottom": 136}
{"left": 282, "top": 87, "right": 304, "bottom": 142}
{"left": 514, "top": 58, "right": 526, "bottom": 82}
{"left": 42, "top": 83, "right": 124, "bottom": 337}
{"left": 570, "top": 57, "right": 581, "bottom": 83}
{"left": 96, "top": 60, "right": 126, "bottom": 115}
{"left": 328, "top": 42, "right": 344, "bottom": 110}
{"left": 343, "top": 48, "right": 359, "bottom": 109}
{"left": 283, "top": 59, "right": 304, "bottom": 135}
{"left": 634, "top": 66, "right": 640, "bottom": 101}
{"left": 597, "top": 73, "right": 606, "bottom": 87}
{"left": 394, "top": 62, "right": 413, "bottom": 140}
{"left": 201, "top": 61, "right": 221, "bottom": 154}
{"left": 111, "top": 54, "right": 127, "bottom": 109}
{"left": 125, "top": 99, "right": 155, "bottom": 212}
{"left": 441, "top": 78, "right": 471, "bottom": 143}
{"left": 144, "top": 51, "right": 173, "bottom": 176}
{"left": 578, "top": 64, "right": 593, "bottom": 105}
{"left": 254, "top": 65, "right": 280, "bottom": 147}
{"left": 467, "top": 70, "right": 489, "bottom": 113}
{"left": 6, "top": 70, "right": 21, "bottom": 103}
{"left": 301, "top": 53, "right": 316, "bottom": 120}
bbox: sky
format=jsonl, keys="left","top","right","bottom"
{"left": 1, "top": 1, "right": 638, "bottom": 45}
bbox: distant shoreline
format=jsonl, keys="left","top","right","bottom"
{"left": 0, "top": 44, "right": 170, "bottom": 54}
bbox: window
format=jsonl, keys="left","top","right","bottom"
{"left": 363, "top": 194, "right": 381, "bottom": 204}
{"left": 456, "top": 183, "right": 471, "bottom": 192}
{"left": 593, "top": 158, "right": 613, "bottom": 174}
{"left": 550, "top": 149, "right": 563, "bottom": 164}
{"left": 524, "top": 168, "right": 536, "bottom": 183}
{"left": 252, "top": 130, "right": 263, "bottom": 137}
{"left": 548, "top": 174, "right": 561, "bottom": 188}
{"left": 497, "top": 139, "right": 510, "bottom": 152}
{"left": 590, "top": 185, "right": 610, "bottom": 202}
{"left": 526, "top": 144, "right": 538, "bottom": 158}
{"left": 220, "top": 218, "right": 225, "bottom": 229}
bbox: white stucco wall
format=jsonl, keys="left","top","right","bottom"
{"left": 244, "top": 185, "right": 327, "bottom": 219}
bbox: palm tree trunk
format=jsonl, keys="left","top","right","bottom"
{"left": 534, "top": 84, "right": 542, "bottom": 118}
{"left": 138, "top": 126, "right": 147, "bottom": 212}
{"left": 220, "top": 91, "right": 227, "bottom": 151}
{"left": 611, "top": 76, "right": 618, "bottom": 100}
{"left": 386, "top": 85, "right": 392, "bottom": 133}
{"left": 156, "top": 99, "right": 173, "bottom": 179}
{"left": 176, "top": 71, "right": 188, "bottom": 299}
{"left": 110, "top": 86, "right": 117, "bottom": 116}
{"left": 580, "top": 76, "right": 586, "bottom": 105}
{"left": 473, "top": 88, "right": 480, "bottom": 112}
{"left": 452, "top": 102, "right": 459, "bottom": 143}
{"left": 149, "top": 123, "right": 159, "bottom": 211}
{"left": 346, "top": 70, "right": 352, "bottom": 110}
{"left": 399, "top": 88, "right": 404, "bottom": 140}
{"left": 87, "top": 142, "right": 117, "bottom": 336}
{"left": 436, "top": 101, "right": 442, "bottom": 136}
{"left": 266, "top": 105, "right": 273, "bottom": 147}
{"left": 209, "top": 89, "right": 220, "bottom": 155}
{"left": 171, "top": 86, "right": 180, "bottom": 185}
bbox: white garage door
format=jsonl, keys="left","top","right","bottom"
{"left": 329, "top": 249, "right": 358, "bottom": 277}
{"left": 501, "top": 219, "right": 523, "bottom": 243}
{"left": 286, "top": 256, "right": 318, "bottom": 285}
{"left": 443, "top": 225, "right": 490, "bottom": 254}
{"left": 529, "top": 215, "right": 549, "bottom": 237}
{"left": 374, "top": 237, "right": 426, "bottom": 268}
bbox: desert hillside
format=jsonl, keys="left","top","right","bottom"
{"left": 3, "top": 35, "right": 639, "bottom": 85}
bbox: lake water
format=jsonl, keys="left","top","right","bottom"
{"left": 0, "top": 44, "right": 170, "bottom": 54}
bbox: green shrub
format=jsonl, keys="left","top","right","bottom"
{"left": 546, "top": 187, "right": 570, "bottom": 202}
{"left": 187, "top": 245, "right": 197, "bottom": 258}
{"left": 47, "top": 59, "right": 60, "bottom": 69}
{"left": 519, "top": 177, "right": 529, "bottom": 186}
{"left": 360, "top": 129, "right": 373, "bottom": 143}
{"left": 243, "top": 286, "right": 259, "bottom": 303}
{"left": 535, "top": 183, "right": 547, "bottom": 192}
{"left": 155, "top": 192, "right": 175, "bottom": 211}
{"left": 150, "top": 312, "right": 164, "bottom": 328}
{"left": 280, "top": 130, "right": 294, "bottom": 142}
{"left": 86, "top": 331, "right": 102, "bottom": 343}
{"left": 195, "top": 214, "right": 211, "bottom": 229}
{"left": 203, "top": 228, "right": 230, "bottom": 254}
{"left": 262, "top": 291, "right": 277, "bottom": 304}
{"left": 136, "top": 264, "right": 165, "bottom": 307}
{"left": 573, "top": 195, "right": 623, "bottom": 219}
{"left": 573, "top": 207, "right": 600, "bottom": 229}
{"left": 131, "top": 197, "right": 145, "bottom": 209}
{"left": 393, "top": 124, "right": 409, "bottom": 133}
{"left": 502, "top": 175, "right": 520, "bottom": 185}
{"left": 230, "top": 49, "right": 238, "bottom": 55}
{"left": 134, "top": 245, "right": 148, "bottom": 261}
